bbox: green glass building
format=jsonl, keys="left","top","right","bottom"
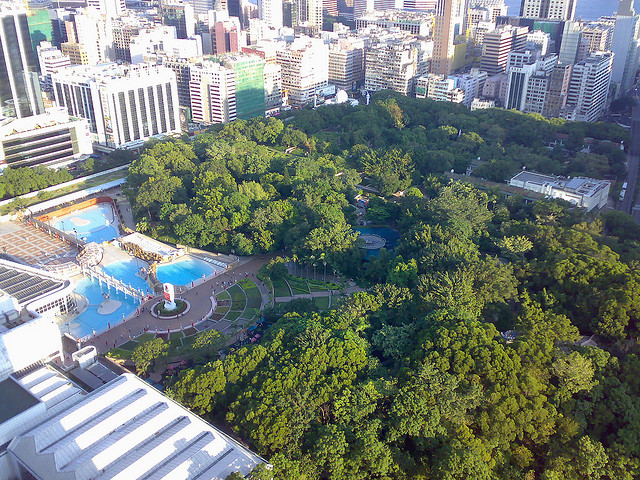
{"left": 27, "top": 8, "right": 52, "bottom": 59}
{"left": 222, "top": 56, "right": 266, "bottom": 120}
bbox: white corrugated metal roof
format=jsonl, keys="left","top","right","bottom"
{"left": 9, "top": 374, "right": 266, "bottom": 480}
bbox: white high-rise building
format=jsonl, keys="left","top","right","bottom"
{"left": 562, "top": 52, "right": 613, "bottom": 122}
{"left": 558, "top": 21, "right": 582, "bottom": 64}
{"left": 610, "top": 0, "right": 640, "bottom": 97}
{"left": 189, "top": 62, "right": 237, "bottom": 124}
{"left": 258, "top": 0, "right": 284, "bottom": 29}
{"left": 454, "top": 68, "right": 488, "bottom": 107}
{"left": 277, "top": 37, "right": 328, "bottom": 106}
{"left": 264, "top": 63, "right": 283, "bottom": 114}
{"left": 51, "top": 63, "right": 180, "bottom": 148}
{"left": 87, "top": 0, "right": 126, "bottom": 18}
{"left": 36, "top": 42, "right": 71, "bottom": 93}
{"left": 505, "top": 53, "right": 557, "bottom": 112}
{"left": 520, "top": 0, "right": 575, "bottom": 21}
{"left": 294, "top": 0, "right": 323, "bottom": 28}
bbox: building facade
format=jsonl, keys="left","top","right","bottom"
{"left": 0, "top": 3, "right": 45, "bottom": 119}
{"left": 562, "top": 52, "right": 613, "bottom": 122}
{"left": 277, "top": 37, "right": 328, "bottom": 106}
{"left": 52, "top": 63, "right": 180, "bottom": 148}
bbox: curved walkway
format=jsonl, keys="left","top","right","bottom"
{"left": 84, "top": 255, "right": 273, "bottom": 354}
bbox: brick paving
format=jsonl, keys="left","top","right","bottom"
{"left": 0, "top": 221, "right": 77, "bottom": 265}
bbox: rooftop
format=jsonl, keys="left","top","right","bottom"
{"left": 9, "top": 373, "right": 267, "bottom": 480}
{"left": 0, "top": 377, "right": 39, "bottom": 425}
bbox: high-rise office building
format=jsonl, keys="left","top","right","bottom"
{"left": 558, "top": 21, "right": 582, "bottom": 64}
{"left": 580, "top": 25, "right": 612, "bottom": 53}
{"left": 189, "top": 61, "right": 237, "bottom": 124}
{"left": 562, "top": 52, "right": 613, "bottom": 122}
{"left": 221, "top": 55, "right": 266, "bottom": 119}
{"left": 264, "top": 62, "right": 282, "bottom": 114}
{"left": 0, "top": 3, "right": 44, "bottom": 119}
{"left": 610, "top": 0, "right": 640, "bottom": 97}
{"left": 189, "top": 0, "right": 216, "bottom": 14}
{"left": 36, "top": 42, "right": 71, "bottom": 93}
{"left": 87, "top": 0, "right": 126, "bottom": 19}
{"left": 52, "top": 63, "right": 180, "bottom": 147}
{"left": 520, "top": 0, "right": 576, "bottom": 21}
{"left": 294, "top": 0, "right": 323, "bottom": 29}
{"left": 161, "top": 1, "right": 196, "bottom": 39}
{"left": 258, "top": 0, "right": 284, "bottom": 28}
{"left": 277, "top": 37, "right": 328, "bottom": 106}
{"left": 480, "top": 25, "right": 528, "bottom": 74}
{"left": 432, "top": 0, "right": 465, "bottom": 75}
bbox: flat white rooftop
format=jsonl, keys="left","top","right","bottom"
{"left": 9, "top": 373, "right": 266, "bottom": 480}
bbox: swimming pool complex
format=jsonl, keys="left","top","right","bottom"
{"left": 156, "top": 257, "right": 218, "bottom": 286}
{"left": 69, "top": 277, "right": 142, "bottom": 339}
{"left": 54, "top": 203, "right": 119, "bottom": 244}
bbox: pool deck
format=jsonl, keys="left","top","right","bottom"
{"left": 83, "top": 255, "right": 274, "bottom": 354}
{"left": 0, "top": 221, "right": 77, "bottom": 265}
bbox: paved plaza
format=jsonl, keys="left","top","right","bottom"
{"left": 0, "top": 221, "right": 77, "bottom": 265}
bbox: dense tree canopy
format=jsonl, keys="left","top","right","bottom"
{"left": 128, "top": 95, "right": 640, "bottom": 480}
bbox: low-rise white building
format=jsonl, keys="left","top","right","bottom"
{"left": 509, "top": 171, "right": 610, "bottom": 211}
{"left": 0, "top": 109, "right": 92, "bottom": 169}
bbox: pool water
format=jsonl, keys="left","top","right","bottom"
{"left": 54, "top": 203, "right": 119, "bottom": 244}
{"left": 156, "top": 257, "right": 217, "bottom": 286}
{"left": 102, "top": 259, "right": 151, "bottom": 295}
{"left": 355, "top": 227, "right": 401, "bottom": 258}
{"left": 68, "top": 277, "right": 141, "bottom": 340}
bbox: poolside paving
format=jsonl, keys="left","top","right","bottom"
{"left": 84, "top": 255, "right": 274, "bottom": 354}
{"left": 0, "top": 221, "right": 77, "bottom": 265}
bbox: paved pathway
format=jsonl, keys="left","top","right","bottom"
{"left": 274, "top": 284, "right": 364, "bottom": 303}
{"left": 84, "top": 255, "right": 274, "bottom": 354}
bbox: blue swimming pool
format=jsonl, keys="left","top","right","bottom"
{"left": 156, "top": 257, "right": 217, "bottom": 286}
{"left": 68, "top": 277, "right": 141, "bottom": 340}
{"left": 54, "top": 203, "right": 119, "bottom": 244}
{"left": 355, "top": 227, "right": 401, "bottom": 257}
{"left": 102, "top": 259, "right": 151, "bottom": 295}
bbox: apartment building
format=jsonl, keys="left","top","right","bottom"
{"left": 328, "top": 40, "right": 365, "bottom": 91}
{"left": 277, "top": 37, "right": 328, "bottom": 106}
{"left": 562, "top": 52, "right": 613, "bottom": 122}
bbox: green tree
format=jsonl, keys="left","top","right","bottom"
{"left": 132, "top": 338, "right": 169, "bottom": 376}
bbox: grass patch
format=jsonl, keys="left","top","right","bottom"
{"left": 287, "top": 277, "right": 310, "bottom": 294}
{"left": 313, "top": 296, "right": 330, "bottom": 310}
{"left": 309, "top": 284, "right": 328, "bottom": 293}
{"left": 136, "top": 333, "right": 156, "bottom": 343}
{"left": 120, "top": 340, "right": 139, "bottom": 351}
{"left": 169, "top": 332, "right": 184, "bottom": 340}
{"left": 182, "top": 335, "right": 197, "bottom": 347}
{"left": 183, "top": 327, "right": 197, "bottom": 336}
{"left": 107, "top": 348, "right": 132, "bottom": 360}
{"left": 272, "top": 278, "right": 291, "bottom": 297}
{"left": 215, "top": 305, "right": 230, "bottom": 314}
{"left": 243, "top": 307, "right": 259, "bottom": 319}
{"left": 225, "top": 310, "right": 243, "bottom": 321}
{"left": 216, "top": 290, "right": 230, "bottom": 300}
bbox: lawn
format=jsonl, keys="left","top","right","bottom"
{"left": 225, "top": 310, "right": 243, "bottom": 321}
{"left": 287, "top": 277, "right": 310, "bottom": 294}
{"left": 215, "top": 305, "right": 230, "bottom": 314}
{"left": 272, "top": 278, "right": 291, "bottom": 297}
{"left": 136, "top": 333, "right": 155, "bottom": 343}
{"left": 308, "top": 283, "right": 328, "bottom": 293}
{"left": 216, "top": 290, "right": 230, "bottom": 300}
{"left": 120, "top": 340, "right": 139, "bottom": 350}
{"left": 313, "top": 296, "right": 330, "bottom": 310}
{"left": 106, "top": 347, "right": 132, "bottom": 360}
